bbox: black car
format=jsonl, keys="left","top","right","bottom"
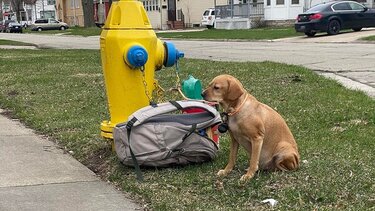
{"left": 1, "top": 20, "right": 23, "bottom": 33}
{"left": 295, "top": 1, "right": 375, "bottom": 37}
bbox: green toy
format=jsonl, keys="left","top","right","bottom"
{"left": 181, "top": 75, "right": 203, "bottom": 100}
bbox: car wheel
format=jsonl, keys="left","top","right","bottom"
{"left": 327, "top": 20, "right": 340, "bottom": 35}
{"left": 60, "top": 26, "right": 66, "bottom": 30}
{"left": 305, "top": 31, "right": 316, "bottom": 37}
{"left": 352, "top": 27, "right": 362, "bottom": 32}
{"left": 37, "top": 28, "right": 42, "bottom": 32}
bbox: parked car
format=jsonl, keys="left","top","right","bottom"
{"left": 31, "top": 18, "right": 69, "bottom": 31}
{"left": 201, "top": 8, "right": 216, "bottom": 28}
{"left": 0, "top": 20, "right": 23, "bottom": 33}
{"left": 295, "top": 1, "right": 375, "bottom": 37}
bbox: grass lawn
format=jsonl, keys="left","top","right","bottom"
{"left": 157, "top": 27, "right": 303, "bottom": 40}
{"left": 23, "top": 26, "right": 302, "bottom": 40}
{"left": 0, "top": 39, "right": 35, "bottom": 46}
{"left": 24, "top": 26, "right": 102, "bottom": 37}
{"left": 361, "top": 35, "right": 375, "bottom": 41}
{"left": 0, "top": 49, "right": 374, "bottom": 210}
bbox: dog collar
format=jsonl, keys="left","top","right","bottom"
{"left": 227, "top": 94, "right": 248, "bottom": 116}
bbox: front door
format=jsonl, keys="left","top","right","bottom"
{"left": 167, "top": 0, "right": 176, "bottom": 21}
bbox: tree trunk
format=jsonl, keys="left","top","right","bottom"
{"left": 82, "top": 0, "right": 95, "bottom": 27}
{"left": 10, "top": 0, "right": 23, "bottom": 22}
{"left": 0, "top": 0, "right": 3, "bottom": 21}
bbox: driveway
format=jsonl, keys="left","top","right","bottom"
{"left": 275, "top": 28, "right": 375, "bottom": 43}
{"left": 0, "top": 32, "right": 374, "bottom": 98}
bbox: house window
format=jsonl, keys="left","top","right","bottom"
{"left": 267, "top": 0, "right": 270, "bottom": 6}
{"left": 291, "top": 0, "right": 299, "bottom": 4}
{"left": 75, "top": 0, "right": 80, "bottom": 8}
{"left": 142, "top": 0, "right": 159, "bottom": 11}
{"left": 276, "top": 0, "right": 284, "bottom": 5}
{"left": 40, "top": 11, "right": 55, "bottom": 19}
{"left": 47, "top": 0, "right": 55, "bottom": 5}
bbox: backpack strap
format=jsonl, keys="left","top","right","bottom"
{"left": 169, "top": 100, "right": 183, "bottom": 110}
{"left": 126, "top": 117, "right": 144, "bottom": 182}
{"left": 182, "top": 123, "right": 197, "bottom": 141}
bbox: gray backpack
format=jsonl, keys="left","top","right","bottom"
{"left": 113, "top": 100, "right": 222, "bottom": 181}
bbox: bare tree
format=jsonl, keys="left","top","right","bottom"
{"left": 0, "top": 0, "right": 3, "bottom": 21}
{"left": 10, "top": 0, "right": 23, "bottom": 21}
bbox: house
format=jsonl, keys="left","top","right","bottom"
{"left": 34, "top": 0, "right": 57, "bottom": 20}
{"left": 1, "top": 0, "right": 56, "bottom": 25}
{"left": 142, "top": 0, "right": 375, "bottom": 29}
{"left": 140, "top": 0, "right": 227, "bottom": 29}
{"left": 1, "top": 0, "right": 86, "bottom": 26}
{"left": 55, "top": 0, "right": 84, "bottom": 26}
{"left": 140, "top": 0, "right": 298, "bottom": 29}
{"left": 1, "top": 0, "right": 12, "bottom": 20}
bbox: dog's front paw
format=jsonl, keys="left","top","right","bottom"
{"left": 240, "top": 173, "right": 254, "bottom": 182}
{"left": 217, "top": 169, "right": 229, "bottom": 177}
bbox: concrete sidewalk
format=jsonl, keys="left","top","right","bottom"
{"left": 0, "top": 109, "right": 141, "bottom": 211}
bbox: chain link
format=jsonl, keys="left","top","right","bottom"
{"left": 139, "top": 60, "right": 182, "bottom": 104}
{"left": 154, "top": 81, "right": 165, "bottom": 103}
{"left": 141, "top": 67, "right": 153, "bottom": 104}
{"left": 175, "top": 59, "right": 181, "bottom": 88}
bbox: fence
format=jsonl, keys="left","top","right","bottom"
{"left": 215, "top": 2, "right": 264, "bottom": 19}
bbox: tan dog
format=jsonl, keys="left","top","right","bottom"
{"left": 202, "top": 74, "right": 300, "bottom": 182}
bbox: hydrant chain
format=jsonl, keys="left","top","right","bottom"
{"left": 141, "top": 70, "right": 152, "bottom": 104}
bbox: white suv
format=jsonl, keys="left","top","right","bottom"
{"left": 201, "top": 8, "right": 216, "bottom": 28}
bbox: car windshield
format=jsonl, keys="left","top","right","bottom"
{"left": 306, "top": 4, "right": 329, "bottom": 13}
{"left": 203, "top": 10, "right": 210, "bottom": 16}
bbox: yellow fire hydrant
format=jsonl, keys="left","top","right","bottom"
{"left": 100, "top": 0, "right": 184, "bottom": 139}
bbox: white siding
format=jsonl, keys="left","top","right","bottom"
{"left": 176, "top": 0, "right": 227, "bottom": 27}
{"left": 264, "top": 0, "right": 303, "bottom": 20}
{"left": 143, "top": 0, "right": 227, "bottom": 29}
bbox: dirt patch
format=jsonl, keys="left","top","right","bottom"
{"left": 83, "top": 146, "right": 112, "bottom": 177}
{"left": 7, "top": 90, "right": 19, "bottom": 97}
{"left": 0, "top": 108, "right": 15, "bottom": 118}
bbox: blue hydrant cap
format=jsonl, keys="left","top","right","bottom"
{"left": 164, "top": 41, "right": 184, "bottom": 67}
{"left": 126, "top": 46, "right": 148, "bottom": 68}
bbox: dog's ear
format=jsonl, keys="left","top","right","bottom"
{"left": 226, "top": 78, "right": 244, "bottom": 101}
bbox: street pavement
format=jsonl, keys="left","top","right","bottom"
{"left": 0, "top": 109, "right": 141, "bottom": 211}
{"left": 0, "top": 31, "right": 374, "bottom": 98}
{"left": 171, "top": 39, "right": 375, "bottom": 98}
